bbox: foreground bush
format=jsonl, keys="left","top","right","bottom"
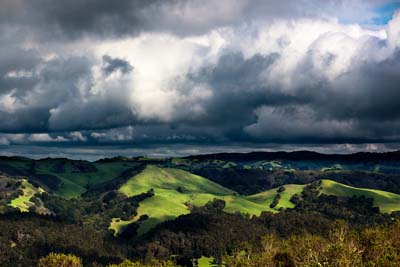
{"left": 37, "top": 252, "right": 82, "bottom": 267}
{"left": 107, "top": 259, "right": 177, "bottom": 267}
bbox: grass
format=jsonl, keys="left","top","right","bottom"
{"left": 246, "top": 184, "right": 306, "bottom": 210}
{"left": 114, "top": 165, "right": 297, "bottom": 235}
{"left": 109, "top": 218, "right": 133, "bottom": 234}
{"left": 119, "top": 165, "right": 235, "bottom": 196}
{"left": 56, "top": 177, "right": 86, "bottom": 199}
{"left": 116, "top": 165, "right": 238, "bottom": 235}
{"left": 8, "top": 179, "right": 45, "bottom": 212}
{"left": 320, "top": 179, "right": 400, "bottom": 213}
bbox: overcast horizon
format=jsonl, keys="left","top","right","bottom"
{"left": 1, "top": 0, "right": 400, "bottom": 159}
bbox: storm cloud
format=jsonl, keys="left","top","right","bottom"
{"left": 0, "top": 0, "right": 400, "bottom": 154}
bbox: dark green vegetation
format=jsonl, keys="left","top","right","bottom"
{"left": 1, "top": 151, "right": 400, "bottom": 266}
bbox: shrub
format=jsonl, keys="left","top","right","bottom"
{"left": 269, "top": 194, "right": 281, "bottom": 209}
{"left": 277, "top": 186, "right": 286, "bottom": 193}
{"left": 37, "top": 253, "right": 82, "bottom": 267}
{"left": 107, "top": 259, "right": 177, "bottom": 267}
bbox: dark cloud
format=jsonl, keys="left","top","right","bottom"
{"left": 0, "top": 0, "right": 392, "bottom": 40}
{"left": 190, "top": 53, "right": 289, "bottom": 124}
{"left": 102, "top": 55, "right": 133, "bottom": 76}
{"left": 0, "top": 46, "right": 41, "bottom": 95}
{"left": 241, "top": 49, "right": 400, "bottom": 144}
{"left": 0, "top": 0, "right": 163, "bottom": 39}
{"left": 0, "top": 108, "right": 50, "bottom": 133}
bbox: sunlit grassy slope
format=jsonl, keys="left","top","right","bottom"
{"left": 9, "top": 179, "right": 45, "bottom": 212}
{"left": 320, "top": 179, "right": 400, "bottom": 213}
{"left": 246, "top": 184, "right": 306, "bottom": 210}
{"left": 197, "top": 256, "right": 219, "bottom": 267}
{"left": 113, "top": 165, "right": 295, "bottom": 235}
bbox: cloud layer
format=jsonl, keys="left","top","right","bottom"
{"left": 0, "top": 0, "right": 400, "bottom": 152}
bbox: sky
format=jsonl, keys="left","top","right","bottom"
{"left": 1, "top": 0, "right": 400, "bottom": 159}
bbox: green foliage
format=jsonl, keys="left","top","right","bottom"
{"left": 37, "top": 253, "right": 82, "bottom": 267}
{"left": 224, "top": 220, "right": 400, "bottom": 267}
{"left": 107, "top": 259, "right": 177, "bottom": 267}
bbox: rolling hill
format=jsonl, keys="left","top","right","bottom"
{"left": 112, "top": 165, "right": 281, "bottom": 235}
{"left": 320, "top": 179, "right": 400, "bottom": 213}
{"left": 112, "top": 165, "right": 400, "bottom": 236}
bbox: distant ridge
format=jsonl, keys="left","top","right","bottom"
{"left": 1, "top": 150, "right": 400, "bottom": 163}
{"left": 185, "top": 150, "right": 400, "bottom": 162}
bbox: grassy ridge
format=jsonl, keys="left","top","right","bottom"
{"left": 113, "top": 166, "right": 290, "bottom": 235}
{"left": 320, "top": 179, "right": 400, "bottom": 213}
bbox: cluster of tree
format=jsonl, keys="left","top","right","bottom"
{"left": 269, "top": 186, "right": 285, "bottom": 209}
{"left": 40, "top": 188, "right": 154, "bottom": 234}
{"left": 0, "top": 213, "right": 128, "bottom": 266}
{"left": 37, "top": 253, "right": 178, "bottom": 267}
{"left": 37, "top": 216, "right": 400, "bottom": 267}
{"left": 224, "top": 220, "right": 400, "bottom": 267}
{"left": 289, "top": 182, "right": 390, "bottom": 226}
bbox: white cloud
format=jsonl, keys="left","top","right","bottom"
{"left": 28, "top": 134, "right": 67, "bottom": 142}
{"left": 388, "top": 10, "right": 400, "bottom": 48}
{"left": 69, "top": 131, "right": 87, "bottom": 142}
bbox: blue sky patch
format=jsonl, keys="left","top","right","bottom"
{"left": 373, "top": 2, "right": 400, "bottom": 24}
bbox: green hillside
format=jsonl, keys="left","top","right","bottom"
{"left": 112, "top": 165, "right": 299, "bottom": 235}
{"left": 320, "top": 179, "right": 400, "bottom": 213}
{"left": 112, "top": 166, "right": 400, "bottom": 236}
{"left": 50, "top": 162, "right": 138, "bottom": 198}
